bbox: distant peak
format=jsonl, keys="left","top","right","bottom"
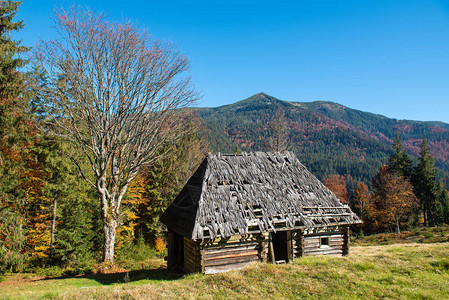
{"left": 250, "top": 92, "right": 277, "bottom": 101}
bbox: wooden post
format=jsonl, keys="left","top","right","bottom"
{"left": 343, "top": 226, "right": 350, "bottom": 256}
{"left": 297, "top": 229, "right": 304, "bottom": 257}
{"left": 286, "top": 231, "right": 293, "bottom": 263}
{"left": 199, "top": 242, "right": 205, "bottom": 273}
{"left": 167, "top": 231, "right": 175, "bottom": 270}
{"left": 269, "top": 233, "right": 275, "bottom": 263}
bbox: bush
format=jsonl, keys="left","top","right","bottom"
{"left": 438, "top": 259, "right": 449, "bottom": 272}
{"left": 35, "top": 266, "right": 64, "bottom": 278}
{"left": 116, "top": 236, "right": 158, "bottom": 262}
{"left": 154, "top": 237, "right": 167, "bottom": 254}
{"left": 424, "top": 232, "right": 434, "bottom": 238}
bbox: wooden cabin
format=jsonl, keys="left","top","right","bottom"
{"left": 160, "top": 151, "right": 361, "bottom": 274}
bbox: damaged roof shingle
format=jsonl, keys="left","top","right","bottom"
{"left": 160, "top": 151, "right": 361, "bottom": 240}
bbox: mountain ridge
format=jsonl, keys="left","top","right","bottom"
{"left": 195, "top": 93, "right": 449, "bottom": 189}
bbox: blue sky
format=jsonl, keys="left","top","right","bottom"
{"left": 15, "top": 0, "right": 449, "bottom": 123}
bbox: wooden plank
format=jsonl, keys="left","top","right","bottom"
{"left": 304, "top": 243, "right": 320, "bottom": 248}
{"left": 329, "top": 241, "right": 343, "bottom": 246}
{"left": 304, "top": 239, "right": 320, "bottom": 243}
{"left": 205, "top": 244, "right": 257, "bottom": 254}
{"left": 304, "top": 246, "right": 343, "bottom": 253}
{"left": 184, "top": 252, "right": 196, "bottom": 268}
{"left": 184, "top": 241, "right": 196, "bottom": 252}
{"left": 184, "top": 238, "right": 197, "bottom": 248}
{"left": 330, "top": 238, "right": 344, "bottom": 242}
{"left": 206, "top": 245, "right": 258, "bottom": 255}
{"left": 184, "top": 249, "right": 197, "bottom": 260}
{"left": 304, "top": 232, "right": 343, "bottom": 237}
{"left": 205, "top": 249, "right": 259, "bottom": 260}
{"left": 184, "top": 238, "right": 198, "bottom": 248}
{"left": 205, "top": 241, "right": 259, "bottom": 250}
{"left": 184, "top": 244, "right": 197, "bottom": 254}
{"left": 304, "top": 242, "right": 319, "bottom": 246}
{"left": 205, "top": 254, "right": 259, "bottom": 267}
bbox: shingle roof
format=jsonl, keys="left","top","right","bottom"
{"left": 160, "top": 151, "right": 361, "bottom": 240}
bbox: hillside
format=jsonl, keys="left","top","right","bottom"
{"left": 196, "top": 93, "right": 449, "bottom": 188}
{"left": 3, "top": 242, "right": 449, "bottom": 299}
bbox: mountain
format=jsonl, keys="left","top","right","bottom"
{"left": 195, "top": 93, "right": 449, "bottom": 189}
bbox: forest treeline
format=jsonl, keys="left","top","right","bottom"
{"left": 196, "top": 94, "right": 449, "bottom": 189}
{"left": 0, "top": 2, "right": 207, "bottom": 275}
{"left": 1, "top": 1, "right": 449, "bottom": 277}
{"left": 323, "top": 134, "right": 449, "bottom": 235}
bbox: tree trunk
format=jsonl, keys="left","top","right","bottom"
{"left": 395, "top": 216, "right": 401, "bottom": 234}
{"left": 50, "top": 195, "right": 57, "bottom": 260}
{"left": 103, "top": 219, "right": 118, "bottom": 263}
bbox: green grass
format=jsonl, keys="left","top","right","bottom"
{"left": 2, "top": 242, "right": 449, "bottom": 299}
{"left": 352, "top": 224, "right": 449, "bottom": 246}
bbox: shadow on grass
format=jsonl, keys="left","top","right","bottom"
{"left": 41, "top": 267, "right": 185, "bottom": 285}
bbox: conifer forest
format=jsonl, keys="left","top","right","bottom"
{"left": 1, "top": 1, "right": 449, "bottom": 280}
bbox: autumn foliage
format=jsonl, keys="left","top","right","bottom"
{"left": 371, "top": 166, "right": 418, "bottom": 234}
{"left": 323, "top": 174, "right": 349, "bottom": 204}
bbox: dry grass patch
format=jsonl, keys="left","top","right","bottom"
{"left": 2, "top": 243, "right": 449, "bottom": 299}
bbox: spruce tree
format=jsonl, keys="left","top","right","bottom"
{"left": 0, "top": 0, "right": 29, "bottom": 273}
{"left": 412, "top": 139, "right": 438, "bottom": 226}
{"left": 436, "top": 182, "right": 449, "bottom": 225}
{"left": 32, "top": 135, "right": 101, "bottom": 268}
{"left": 388, "top": 132, "right": 412, "bottom": 179}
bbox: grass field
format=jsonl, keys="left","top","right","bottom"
{"left": 2, "top": 241, "right": 449, "bottom": 299}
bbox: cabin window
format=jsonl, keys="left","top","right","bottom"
{"left": 320, "top": 236, "right": 330, "bottom": 248}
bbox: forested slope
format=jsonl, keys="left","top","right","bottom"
{"left": 195, "top": 93, "right": 449, "bottom": 188}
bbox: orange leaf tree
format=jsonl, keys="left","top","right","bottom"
{"left": 352, "top": 181, "right": 374, "bottom": 234}
{"left": 371, "top": 165, "right": 418, "bottom": 234}
{"left": 323, "top": 174, "right": 349, "bottom": 204}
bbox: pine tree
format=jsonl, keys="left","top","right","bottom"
{"left": 34, "top": 136, "right": 101, "bottom": 269}
{"left": 412, "top": 139, "right": 438, "bottom": 226}
{"left": 0, "top": 0, "right": 29, "bottom": 273}
{"left": 388, "top": 132, "right": 412, "bottom": 179}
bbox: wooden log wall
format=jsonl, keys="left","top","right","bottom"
{"left": 184, "top": 238, "right": 203, "bottom": 273}
{"left": 202, "top": 234, "right": 265, "bottom": 274}
{"left": 292, "top": 229, "right": 304, "bottom": 258}
{"left": 303, "top": 231, "right": 344, "bottom": 256}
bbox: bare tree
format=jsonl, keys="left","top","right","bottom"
{"left": 33, "top": 7, "right": 198, "bottom": 263}
{"left": 268, "top": 107, "right": 288, "bottom": 152}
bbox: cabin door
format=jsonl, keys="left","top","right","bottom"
{"left": 167, "top": 232, "right": 184, "bottom": 271}
{"left": 270, "top": 230, "right": 293, "bottom": 263}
